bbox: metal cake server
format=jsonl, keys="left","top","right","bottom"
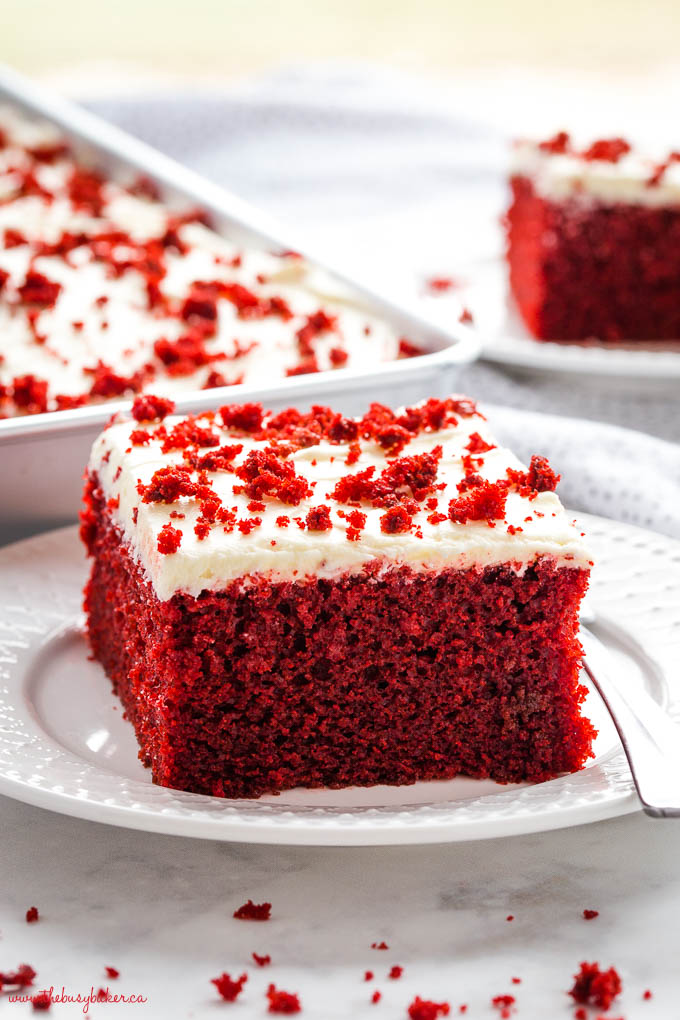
{"left": 580, "top": 625, "right": 680, "bottom": 818}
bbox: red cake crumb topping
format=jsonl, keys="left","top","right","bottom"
{"left": 398, "top": 337, "right": 423, "bottom": 358}
{"left": 507, "top": 455, "right": 560, "bottom": 495}
{"left": 459, "top": 308, "right": 474, "bottom": 324}
{"left": 583, "top": 909, "right": 599, "bottom": 920}
{"left": 581, "top": 138, "right": 631, "bottom": 163}
{"left": 569, "top": 962, "right": 622, "bottom": 1010}
{"left": 511, "top": 978, "right": 521, "bottom": 985}
{"left": 25, "top": 906, "right": 39, "bottom": 923}
{"left": 220, "top": 402, "right": 265, "bottom": 432}
{"left": 234, "top": 449, "right": 312, "bottom": 505}
{"left": 330, "top": 347, "right": 349, "bottom": 366}
{"left": 380, "top": 506, "right": 413, "bottom": 534}
{"left": 252, "top": 953, "right": 272, "bottom": 968}
{"left": 364, "top": 971, "right": 374, "bottom": 981}
{"left": 212, "top": 971, "right": 248, "bottom": 1002}
{"left": 296, "top": 308, "right": 337, "bottom": 356}
{"left": 234, "top": 899, "right": 272, "bottom": 921}
{"left": 388, "top": 965, "right": 404, "bottom": 979}
{"left": 538, "top": 131, "right": 571, "bottom": 154}
{"left": 266, "top": 984, "right": 302, "bottom": 1014}
{"left": 448, "top": 480, "right": 507, "bottom": 525}
{"left": 407, "top": 997, "right": 451, "bottom": 1019}
{"left": 306, "top": 505, "right": 332, "bottom": 531}
{"left": 130, "top": 428, "right": 153, "bottom": 446}
{"left": 340, "top": 508, "right": 367, "bottom": 541}
{"left": 68, "top": 167, "right": 106, "bottom": 213}
{"left": 105, "top": 966, "right": 120, "bottom": 979}
{"left": 237, "top": 517, "right": 261, "bottom": 534}
{"left": 506, "top": 915, "right": 514, "bottom": 922}
{"left": 491, "top": 994, "right": 516, "bottom": 1017}
{"left": 466, "top": 432, "right": 495, "bottom": 454}
{"left": 647, "top": 151, "right": 680, "bottom": 186}
{"left": 574, "top": 1009, "right": 587, "bottom": 1020}
{"left": 426, "top": 276, "right": 458, "bottom": 293}
{"left": 131, "top": 393, "right": 175, "bottom": 422}
{"left": 161, "top": 418, "right": 219, "bottom": 452}
{"left": 643, "top": 989, "right": 653, "bottom": 1000}
{"left": 331, "top": 448, "right": 442, "bottom": 509}
{"left": 372, "top": 991, "right": 382, "bottom": 1004}
{"left": 11, "top": 375, "right": 49, "bottom": 414}
{"left": 18, "top": 271, "right": 62, "bottom": 307}
{"left": 4, "top": 227, "right": 28, "bottom": 247}
{"left": 142, "top": 466, "right": 202, "bottom": 503}
{"left": 157, "top": 522, "right": 182, "bottom": 554}
{"left": 191, "top": 444, "right": 244, "bottom": 471}
{"left": 371, "top": 942, "right": 389, "bottom": 950}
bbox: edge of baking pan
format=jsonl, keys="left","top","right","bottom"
{"left": 0, "top": 63, "right": 480, "bottom": 445}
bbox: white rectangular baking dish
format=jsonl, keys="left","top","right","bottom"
{"left": 0, "top": 65, "right": 479, "bottom": 541}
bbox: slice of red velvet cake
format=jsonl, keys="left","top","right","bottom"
{"left": 507, "top": 132, "right": 680, "bottom": 341}
{"left": 81, "top": 393, "right": 595, "bottom": 799}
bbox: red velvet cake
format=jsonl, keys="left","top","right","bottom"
{"left": 0, "top": 104, "right": 419, "bottom": 419}
{"left": 507, "top": 132, "right": 680, "bottom": 341}
{"left": 81, "top": 393, "right": 595, "bottom": 798}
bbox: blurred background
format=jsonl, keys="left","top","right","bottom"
{"left": 7, "top": 0, "right": 680, "bottom": 85}
{"left": 3, "top": 0, "right": 680, "bottom": 439}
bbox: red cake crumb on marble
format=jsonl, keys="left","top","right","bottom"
{"left": 233, "top": 900, "right": 271, "bottom": 921}
{"left": 266, "top": 984, "right": 302, "bottom": 1014}
{"left": 569, "top": 962, "right": 622, "bottom": 1011}
{"left": 31, "top": 991, "right": 52, "bottom": 1012}
{"left": 408, "top": 997, "right": 451, "bottom": 1020}
{"left": 507, "top": 132, "right": 680, "bottom": 340}
{"left": 212, "top": 972, "right": 248, "bottom": 1002}
{"left": 491, "top": 993, "right": 516, "bottom": 1018}
{"left": 81, "top": 395, "right": 593, "bottom": 799}
{"left": 25, "top": 907, "right": 39, "bottom": 923}
{"left": 583, "top": 909, "right": 599, "bottom": 920}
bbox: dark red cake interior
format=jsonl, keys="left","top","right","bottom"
{"left": 507, "top": 174, "right": 680, "bottom": 341}
{"left": 82, "top": 474, "right": 594, "bottom": 799}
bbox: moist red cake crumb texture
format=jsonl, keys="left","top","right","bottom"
{"left": 233, "top": 900, "right": 271, "bottom": 921}
{"left": 491, "top": 993, "right": 516, "bottom": 1018}
{"left": 506, "top": 133, "right": 680, "bottom": 340}
{"left": 31, "top": 990, "right": 52, "bottom": 1011}
{"left": 266, "top": 984, "right": 302, "bottom": 1014}
{"left": 569, "top": 962, "right": 623, "bottom": 1010}
{"left": 211, "top": 972, "right": 247, "bottom": 1002}
{"left": 81, "top": 396, "right": 593, "bottom": 798}
{"left": 408, "top": 997, "right": 451, "bottom": 1020}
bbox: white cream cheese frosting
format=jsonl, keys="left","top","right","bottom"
{"left": 88, "top": 398, "right": 591, "bottom": 601}
{"left": 0, "top": 104, "right": 409, "bottom": 416}
{"left": 512, "top": 137, "right": 680, "bottom": 208}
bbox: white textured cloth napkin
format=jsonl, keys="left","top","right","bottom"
{"left": 84, "top": 65, "right": 680, "bottom": 540}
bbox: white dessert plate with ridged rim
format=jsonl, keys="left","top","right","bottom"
{"left": 0, "top": 515, "right": 678, "bottom": 845}
{"left": 437, "top": 257, "right": 680, "bottom": 380}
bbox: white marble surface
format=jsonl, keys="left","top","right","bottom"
{"left": 2, "top": 794, "right": 679, "bottom": 1018}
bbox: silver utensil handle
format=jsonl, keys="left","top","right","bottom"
{"left": 581, "top": 629, "right": 680, "bottom": 818}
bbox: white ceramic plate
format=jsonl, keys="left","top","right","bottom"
{"left": 1, "top": 517, "right": 678, "bottom": 845}
{"left": 454, "top": 258, "right": 680, "bottom": 380}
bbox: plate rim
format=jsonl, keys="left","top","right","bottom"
{"left": 2, "top": 514, "right": 677, "bottom": 846}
